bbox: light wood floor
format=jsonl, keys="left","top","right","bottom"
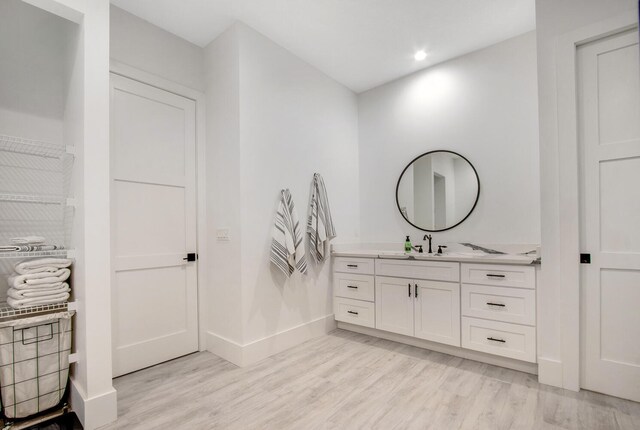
{"left": 100, "top": 329, "right": 640, "bottom": 430}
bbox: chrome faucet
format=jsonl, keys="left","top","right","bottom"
{"left": 423, "top": 234, "right": 433, "bottom": 254}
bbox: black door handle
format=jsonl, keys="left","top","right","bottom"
{"left": 183, "top": 253, "right": 197, "bottom": 262}
{"left": 408, "top": 283, "right": 411, "bottom": 297}
{"left": 415, "top": 284, "right": 418, "bottom": 298}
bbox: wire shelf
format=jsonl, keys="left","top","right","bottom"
{"left": 0, "top": 194, "right": 65, "bottom": 205}
{"left": 0, "top": 250, "right": 70, "bottom": 260}
{"left": 0, "top": 135, "right": 66, "bottom": 159}
{"left": 0, "top": 302, "right": 68, "bottom": 321}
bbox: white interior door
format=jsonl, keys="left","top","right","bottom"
{"left": 578, "top": 28, "right": 640, "bottom": 402}
{"left": 110, "top": 74, "right": 198, "bottom": 377}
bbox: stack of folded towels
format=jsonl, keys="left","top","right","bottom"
{"left": 6, "top": 258, "right": 72, "bottom": 309}
{"left": 0, "top": 236, "right": 65, "bottom": 253}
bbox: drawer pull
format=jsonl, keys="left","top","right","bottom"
{"left": 347, "top": 264, "right": 359, "bottom": 268}
{"left": 486, "top": 302, "right": 506, "bottom": 307}
{"left": 487, "top": 337, "right": 506, "bottom": 343}
{"left": 408, "top": 283, "right": 411, "bottom": 297}
{"left": 347, "top": 310, "right": 359, "bottom": 315}
{"left": 486, "top": 274, "right": 506, "bottom": 278}
{"left": 415, "top": 283, "right": 418, "bottom": 298}
{"left": 346, "top": 285, "right": 358, "bottom": 289}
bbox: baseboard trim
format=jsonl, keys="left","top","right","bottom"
{"left": 207, "top": 314, "right": 337, "bottom": 367}
{"left": 69, "top": 378, "right": 117, "bottom": 430}
{"left": 537, "top": 357, "right": 564, "bottom": 388}
{"left": 338, "top": 322, "right": 539, "bottom": 375}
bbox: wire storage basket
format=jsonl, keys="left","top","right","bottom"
{"left": 0, "top": 311, "right": 74, "bottom": 419}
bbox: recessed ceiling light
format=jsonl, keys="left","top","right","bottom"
{"left": 414, "top": 50, "right": 427, "bottom": 61}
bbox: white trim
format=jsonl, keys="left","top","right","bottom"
{"left": 70, "top": 378, "right": 117, "bottom": 430}
{"left": 207, "top": 315, "right": 337, "bottom": 367}
{"left": 109, "top": 60, "right": 209, "bottom": 352}
{"left": 338, "top": 322, "right": 539, "bottom": 375}
{"left": 554, "top": 13, "right": 638, "bottom": 392}
{"left": 537, "top": 357, "right": 563, "bottom": 388}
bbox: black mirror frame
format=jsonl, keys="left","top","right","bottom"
{"left": 395, "top": 149, "right": 480, "bottom": 232}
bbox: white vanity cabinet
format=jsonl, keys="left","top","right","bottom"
{"left": 333, "top": 253, "right": 538, "bottom": 368}
{"left": 460, "top": 263, "right": 537, "bottom": 362}
{"left": 333, "top": 257, "right": 376, "bottom": 328}
{"left": 375, "top": 259, "right": 461, "bottom": 345}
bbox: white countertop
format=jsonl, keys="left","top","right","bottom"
{"left": 331, "top": 242, "right": 540, "bottom": 265}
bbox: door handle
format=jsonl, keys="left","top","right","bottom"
{"left": 408, "top": 283, "right": 411, "bottom": 297}
{"left": 414, "top": 284, "right": 418, "bottom": 299}
{"left": 183, "top": 253, "right": 198, "bottom": 262}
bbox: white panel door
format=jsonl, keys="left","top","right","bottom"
{"left": 375, "top": 276, "right": 414, "bottom": 337}
{"left": 578, "top": 28, "right": 640, "bottom": 402}
{"left": 414, "top": 280, "right": 460, "bottom": 346}
{"left": 110, "top": 74, "right": 198, "bottom": 377}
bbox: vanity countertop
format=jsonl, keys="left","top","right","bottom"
{"left": 331, "top": 243, "right": 541, "bottom": 265}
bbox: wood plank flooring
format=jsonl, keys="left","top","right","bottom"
{"left": 100, "top": 329, "right": 640, "bottom": 429}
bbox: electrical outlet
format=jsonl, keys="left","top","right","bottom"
{"left": 216, "top": 228, "right": 230, "bottom": 241}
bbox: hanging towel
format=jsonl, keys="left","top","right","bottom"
{"left": 271, "top": 189, "right": 308, "bottom": 277}
{"left": 9, "top": 268, "right": 71, "bottom": 289}
{"left": 14, "top": 258, "right": 72, "bottom": 275}
{"left": 307, "top": 173, "right": 336, "bottom": 262}
{"left": 10, "top": 236, "right": 46, "bottom": 245}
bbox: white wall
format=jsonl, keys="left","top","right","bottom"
{"left": 535, "top": 0, "right": 638, "bottom": 390}
{"left": 204, "top": 23, "right": 359, "bottom": 362}
{"left": 110, "top": 5, "right": 204, "bottom": 91}
{"left": 358, "top": 31, "right": 540, "bottom": 244}
{"left": 203, "top": 25, "right": 244, "bottom": 347}
{"left": 237, "top": 23, "right": 359, "bottom": 345}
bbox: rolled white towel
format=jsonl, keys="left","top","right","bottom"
{"left": 7, "top": 284, "right": 70, "bottom": 300}
{"left": 10, "top": 236, "right": 46, "bottom": 245}
{"left": 6, "top": 293, "right": 69, "bottom": 309}
{"left": 14, "top": 258, "right": 72, "bottom": 275}
{"left": 8, "top": 268, "right": 70, "bottom": 289}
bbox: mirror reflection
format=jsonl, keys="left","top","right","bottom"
{"left": 396, "top": 151, "right": 479, "bottom": 231}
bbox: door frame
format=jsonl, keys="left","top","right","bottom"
{"left": 554, "top": 13, "right": 638, "bottom": 392}
{"left": 109, "top": 60, "right": 208, "bottom": 354}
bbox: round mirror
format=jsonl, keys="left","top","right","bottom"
{"left": 396, "top": 150, "right": 480, "bottom": 232}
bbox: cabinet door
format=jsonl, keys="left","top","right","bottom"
{"left": 375, "top": 276, "right": 414, "bottom": 336}
{"left": 414, "top": 280, "right": 460, "bottom": 346}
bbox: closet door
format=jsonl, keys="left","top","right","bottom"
{"left": 578, "top": 28, "right": 640, "bottom": 402}
{"left": 110, "top": 74, "right": 198, "bottom": 377}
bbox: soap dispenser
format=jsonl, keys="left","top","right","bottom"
{"left": 404, "top": 236, "right": 412, "bottom": 252}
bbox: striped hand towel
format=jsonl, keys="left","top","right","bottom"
{"left": 307, "top": 173, "right": 336, "bottom": 262}
{"left": 271, "top": 189, "right": 308, "bottom": 277}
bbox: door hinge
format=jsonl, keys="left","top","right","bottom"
{"left": 580, "top": 253, "right": 591, "bottom": 264}
{"left": 184, "top": 253, "right": 198, "bottom": 262}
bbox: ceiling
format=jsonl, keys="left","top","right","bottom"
{"left": 110, "top": 0, "right": 536, "bottom": 93}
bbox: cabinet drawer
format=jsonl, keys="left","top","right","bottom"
{"left": 461, "top": 284, "right": 536, "bottom": 326}
{"left": 334, "top": 273, "right": 375, "bottom": 301}
{"left": 375, "top": 259, "right": 459, "bottom": 282}
{"left": 334, "top": 297, "right": 375, "bottom": 328}
{"left": 461, "top": 263, "right": 535, "bottom": 289}
{"left": 334, "top": 257, "right": 375, "bottom": 275}
{"left": 461, "top": 317, "right": 536, "bottom": 363}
